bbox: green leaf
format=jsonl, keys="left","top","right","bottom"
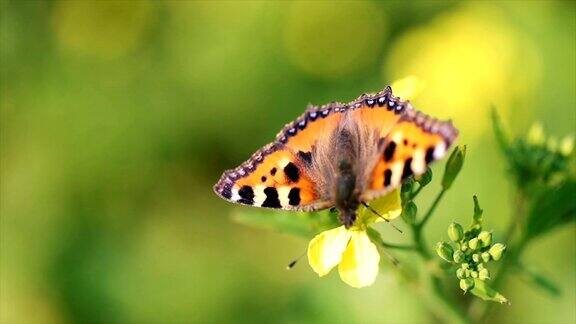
{"left": 470, "top": 279, "right": 510, "bottom": 304}
{"left": 525, "top": 180, "right": 576, "bottom": 241}
{"left": 517, "top": 264, "right": 561, "bottom": 297}
{"left": 232, "top": 209, "right": 339, "bottom": 238}
{"left": 491, "top": 107, "right": 510, "bottom": 154}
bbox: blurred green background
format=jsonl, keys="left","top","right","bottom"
{"left": 1, "top": 1, "right": 574, "bottom": 323}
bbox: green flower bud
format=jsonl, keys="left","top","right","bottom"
{"left": 472, "top": 253, "right": 481, "bottom": 263}
{"left": 401, "top": 178, "right": 414, "bottom": 201}
{"left": 460, "top": 278, "right": 475, "bottom": 293}
{"left": 468, "top": 237, "right": 479, "bottom": 251}
{"left": 477, "top": 263, "right": 485, "bottom": 270}
{"left": 415, "top": 168, "right": 432, "bottom": 186}
{"left": 479, "top": 268, "right": 490, "bottom": 281}
{"left": 460, "top": 243, "right": 468, "bottom": 252}
{"left": 448, "top": 222, "right": 464, "bottom": 242}
{"left": 489, "top": 243, "right": 506, "bottom": 261}
{"left": 481, "top": 252, "right": 491, "bottom": 263}
{"left": 478, "top": 231, "right": 492, "bottom": 247}
{"left": 460, "top": 263, "right": 470, "bottom": 270}
{"left": 442, "top": 145, "right": 466, "bottom": 190}
{"left": 402, "top": 201, "right": 417, "bottom": 225}
{"left": 436, "top": 242, "right": 454, "bottom": 263}
{"left": 471, "top": 270, "right": 479, "bottom": 278}
{"left": 456, "top": 268, "right": 467, "bottom": 279}
{"left": 453, "top": 250, "right": 465, "bottom": 263}
{"left": 526, "top": 123, "right": 545, "bottom": 146}
{"left": 560, "top": 135, "right": 574, "bottom": 156}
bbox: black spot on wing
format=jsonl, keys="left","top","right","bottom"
{"left": 401, "top": 158, "right": 413, "bottom": 180}
{"left": 384, "top": 169, "right": 392, "bottom": 187}
{"left": 383, "top": 141, "right": 397, "bottom": 162}
{"left": 238, "top": 185, "right": 254, "bottom": 205}
{"left": 262, "top": 187, "right": 281, "bottom": 208}
{"left": 297, "top": 151, "right": 312, "bottom": 164}
{"left": 284, "top": 162, "right": 300, "bottom": 182}
{"left": 270, "top": 168, "right": 277, "bottom": 176}
{"left": 425, "top": 147, "right": 435, "bottom": 164}
{"left": 261, "top": 176, "right": 267, "bottom": 182}
{"left": 288, "top": 187, "right": 301, "bottom": 206}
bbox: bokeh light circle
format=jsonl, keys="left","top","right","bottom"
{"left": 52, "top": 0, "right": 155, "bottom": 59}
{"left": 385, "top": 4, "right": 541, "bottom": 139}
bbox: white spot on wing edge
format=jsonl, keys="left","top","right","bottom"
{"left": 433, "top": 142, "right": 446, "bottom": 160}
{"left": 412, "top": 149, "right": 426, "bottom": 174}
{"left": 253, "top": 184, "right": 267, "bottom": 206}
{"left": 231, "top": 186, "right": 241, "bottom": 201}
{"left": 277, "top": 186, "right": 291, "bottom": 207}
{"left": 390, "top": 161, "right": 403, "bottom": 187}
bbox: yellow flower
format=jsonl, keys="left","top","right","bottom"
{"left": 307, "top": 190, "right": 402, "bottom": 288}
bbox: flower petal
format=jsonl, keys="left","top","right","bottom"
{"left": 359, "top": 189, "right": 402, "bottom": 224}
{"left": 307, "top": 226, "right": 351, "bottom": 277}
{"left": 338, "top": 230, "right": 380, "bottom": 288}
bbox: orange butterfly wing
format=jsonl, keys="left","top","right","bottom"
{"left": 361, "top": 107, "right": 458, "bottom": 201}
{"left": 349, "top": 87, "right": 402, "bottom": 137}
{"left": 213, "top": 103, "right": 343, "bottom": 211}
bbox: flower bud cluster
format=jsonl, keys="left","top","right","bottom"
{"left": 508, "top": 122, "right": 575, "bottom": 190}
{"left": 436, "top": 222, "right": 506, "bottom": 293}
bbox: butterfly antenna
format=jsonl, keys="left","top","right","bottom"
{"left": 286, "top": 251, "right": 307, "bottom": 270}
{"left": 381, "top": 247, "right": 401, "bottom": 267}
{"left": 361, "top": 201, "right": 403, "bottom": 234}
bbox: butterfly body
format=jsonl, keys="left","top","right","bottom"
{"left": 214, "top": 86, "right": 458, "bottom": 226}
{"left": 334, "top": 160, "right": 360, "bottom": 228}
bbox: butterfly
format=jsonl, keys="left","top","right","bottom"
{"left": 213, "top": 86, "right": 458, "bottom": 228}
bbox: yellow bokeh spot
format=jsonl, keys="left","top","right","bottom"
{"left": 391, "top": 76, "right": 425, "bottom": 101}
{"left": 283, "top": 0, "right": 386, "bottom": 79}
{"left": 385, "top": 4, "right": 542, "bottom": 138}
{"left": 559, "top": 136, "right": 574, "bottom": 156}
{"left": 52, "top": 0, "right": 155, "bottom": 59}
{"left": 526, "top": 122, "right": 545, "bottom": 145}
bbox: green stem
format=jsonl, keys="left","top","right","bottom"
{"left": 408, "top": 189, "right": 469, "bottom": 324}
{"left": 412, "top": 225, "right": 469, "bottom": 324}
{"left": 418, "top": 188, "right": 447, "bottom": 228}
{"left": 469, "top": 191, "right": 529, "bottom": 321}
{"left": 411, "top": 184, "right": 424, "bottom": 199}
